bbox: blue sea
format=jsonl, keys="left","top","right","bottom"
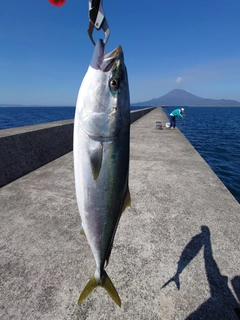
{"left": 0, "top": 106, "right": 239, "bottom": 204}
{"left": 164, "top": 106, "right": 240, "bottom": 204}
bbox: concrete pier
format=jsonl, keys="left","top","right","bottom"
{"left": 1, "top": 107, "right": 240, "bottom": 319}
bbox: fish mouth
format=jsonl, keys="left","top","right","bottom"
{"left": 104, "top": 45, "right": 122, "bottom": 58}
{"left": 90, "top": 39, "right": 122, "bottom": 71}
{"left": 102, "top": 45, "right": 122, "bottom": 71}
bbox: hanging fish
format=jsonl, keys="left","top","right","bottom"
{"left": 74, "top": 39, "right": 131, "bottom": 307}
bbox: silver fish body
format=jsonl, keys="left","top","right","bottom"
{"left": 73, "top": 39, "right": 130, "bottom": 307}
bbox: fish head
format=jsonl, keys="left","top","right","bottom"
{"left": 76, "top": 39, "right": 130, "bottom": 139}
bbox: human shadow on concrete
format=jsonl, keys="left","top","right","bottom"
{"left": 162, "top": 226, "right": 240, "bottom": 319}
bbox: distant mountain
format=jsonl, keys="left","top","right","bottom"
{"left": 132, "top": 89, "right": 240, "bottom": 106}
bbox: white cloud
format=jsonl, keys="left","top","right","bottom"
{"left": 175, "top": 77, "right": 183, "bottom": 84}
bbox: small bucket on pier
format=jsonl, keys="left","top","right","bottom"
{"left": 165, "top": 122, "right": 170, "bottom": 129}
{"left": 156, "top": 121, "right": 163, "bottom": 130}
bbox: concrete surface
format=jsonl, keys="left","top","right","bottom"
{"left": 0, "top": 108, "right": 154, "bottom": 188}
{"left": 0, "top": 107, "right": 240, "bottom": 320}
{"left": 0, "top": 120, "right": 74, "bottom": 188}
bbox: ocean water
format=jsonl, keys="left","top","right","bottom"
{"left": 164, "top": 106, "right": 240, "bottom": 203}
{"left": 0, "top": 106, "right": 76, "bottom": 129}
{"left": 0, "top": 106, "right": 239, "bottom": 203}
{"left": 0, "top": 106, "right": 150, "bottom": 129}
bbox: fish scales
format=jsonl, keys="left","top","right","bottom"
{"left": 73, "top": 39, "right": 131, "bottom": 307}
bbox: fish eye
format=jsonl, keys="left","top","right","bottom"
{"left": 109, "top": 78, "right": 119, "bottom": 90}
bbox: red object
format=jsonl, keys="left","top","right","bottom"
{"left": 48, "top": 0, "right": 66, "bottom": 6}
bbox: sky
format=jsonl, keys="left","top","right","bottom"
{"left": 1, "top": 0, "right": 240, "bottom": 105}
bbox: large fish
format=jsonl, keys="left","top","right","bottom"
{"left": 73, "top": 39, "right": 131, "bottom": 307}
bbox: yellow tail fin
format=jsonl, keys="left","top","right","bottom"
{"left": 78, "top": 271, "right": 121, "bottom": 307}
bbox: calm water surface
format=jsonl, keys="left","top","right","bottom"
{"left": 0, "top": 106, "right": 76, "bottom": 129}
{"left": 165, "top": 107, "right": 240, "bottom": 203}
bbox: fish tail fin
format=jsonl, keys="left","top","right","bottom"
{"left": 100, "top": 270, "right": 121, "bottom": 307}
{"left": 78, "top": 271, "right": 121, "bottom": 307}
{"left": 78, "top": 276, "right": 97, "bottom": 305}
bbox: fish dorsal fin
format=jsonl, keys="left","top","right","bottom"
{"left": 105, "top": 187, "right": 131, "bottom": 267}
{"left": 88, "top": 140, "right": 103, "bottom": 180}
{"left": 121, "top": 187, "right": 131, "bottom": 213}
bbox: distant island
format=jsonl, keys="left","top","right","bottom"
{"left": 132, "top": 89, "right": 240, "bottom": 107}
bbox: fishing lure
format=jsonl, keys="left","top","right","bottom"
{"left": 48, "top": 0, "right": 66, "bottom": 7}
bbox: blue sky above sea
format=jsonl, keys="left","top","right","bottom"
{"left": 1, "top": 0, "right": 240, "bottom": 105}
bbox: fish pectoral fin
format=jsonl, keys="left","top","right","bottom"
{"left": 88, "top": 141, "right": 103, "bottom": 180}
{"left": 121, "top": 187, "right": 131, "bottom": 213}
{"left": 78, "top": 271, "right": 121, "bottom": 307}
{"left": 100, "top": 271, "right": 121, "bottom": 307}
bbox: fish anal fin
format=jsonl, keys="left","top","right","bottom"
{"left": 78, "top": 271, "right": 121, "bottom": 307}
{"left": 101, "top": 271, "right": 121, "bottom": 307}
{"left": 80, "top": 224, "right": 86, "bottom": 237}
{"left": 88, "top": 141, "right": 103, "bottom": 180}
